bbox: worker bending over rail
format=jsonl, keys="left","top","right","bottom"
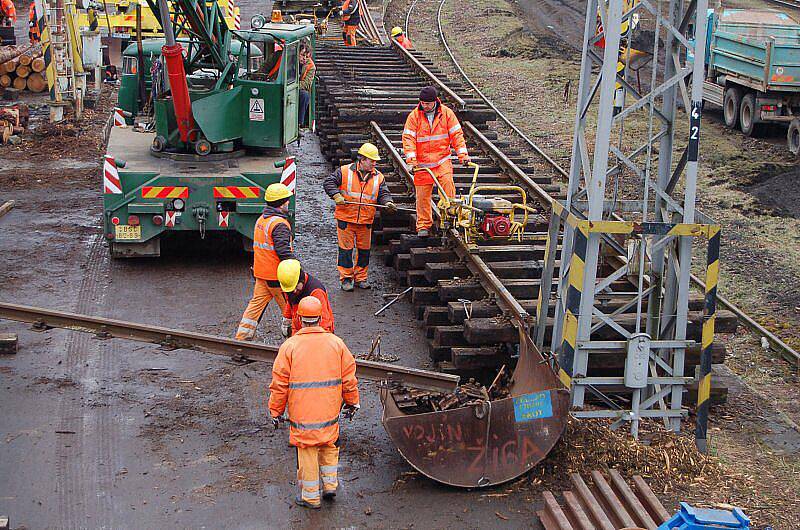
{"left": 269, "top": 296, "right": 360, "bottom": 509}
{"left": 235, "top": 184, "right": 295, "bottom": 341}
{"left": 391, "top": 26, "right": 413, "bottom": 49}
{"left": 341, "top": 0, "right": 359, "bottom": 46}
{"left": 402, "top": 86, "right": 471, "bottom": 237}
{"left": 324, "top": 142, "right": 395, "bottom": 291}
{"left": 277, "top": 259, "right": 335, "bottom": 336}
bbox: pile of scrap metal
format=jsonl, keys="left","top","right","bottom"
{"left": 0, "top": 104, "right": 28, "bottom": 143}
{"left": 388, "top": 365, "right": 512, "bottom": 414}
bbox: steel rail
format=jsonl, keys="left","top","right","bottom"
{"left": 0, "top": 302, "right": 461, "bottom": 391}
{"left": 431, "top": 0, "right": 800, "bottom": 367}
{"left": 391, "top": 38, "right": 466, "bottom": 109}
{"left": 404, "top": 0, "right": 420, "bottom": 39}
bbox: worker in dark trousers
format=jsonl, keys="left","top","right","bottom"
{"left": 277, "top": 259, "right": 335, "bottom": 336}
{"left": 340, "top": 0, "right": 359, "bottom": 47}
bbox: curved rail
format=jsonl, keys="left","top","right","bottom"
{"left": 404, "top": 0, "right": 420, "bottom": 40}
{"left": 432, "top": 0, "right": 800, "bottom": 366}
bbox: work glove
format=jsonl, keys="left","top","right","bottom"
{"left": 460, "top": 155, "right": 471, "bottom": 167}
{"left": 342, "top": 403, "right": 360, "bottom": 421}
{"left": 385, "top": 202, "right": 398, "bottom": 213}
{"left": 333, "top": 193, "right": 346, "bottom": 205}
{"left": 271, "top": 415, "right": 283, "bottom": 429}
{"left": 406, "top": 158, "right": 417, "bottom": 170}
{"left": 280, "top": 317, "right": 292, "bottom": 338}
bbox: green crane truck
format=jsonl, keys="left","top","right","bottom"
{"left": 103, "top": 0, "right": 316, "bottom": 257}
{"left": 691, "top": 8, "right": 800, "bottom": 153}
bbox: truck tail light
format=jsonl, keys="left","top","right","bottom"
{"left": 761, "top": 105, "right": 777, "bottom": 112}
{"left": 152, "top": 215, "right": 164, "bottom": 226}
{"left": 127, "top": 215, "right": 140, "bottom": 226}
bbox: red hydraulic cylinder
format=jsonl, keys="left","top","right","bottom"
{"left": 161, "top": 44, "right": 195, "bottom": 143}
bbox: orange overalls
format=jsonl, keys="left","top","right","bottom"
{"left": 269, "top": 326, "right": 359, "bottom": 507}
{"left": 402, "top": 99, "right": 469, "bottom": 232}
{"left": 396, "top": 34, "right": 413, "bottom": 50}
{"left": 341, "top": 0, "right": 359, "bottom": 47}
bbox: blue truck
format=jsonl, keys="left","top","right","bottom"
{"left": 691, "top": 8, "right": 800, "bottom": 154}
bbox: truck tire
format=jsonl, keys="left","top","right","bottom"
{"left": 787, "top": 119, "right": 800, "bottom": 156}
{"left": 739, "top": 93, "right": 761, "bottom": 137}
{"left": 723, "top": 87, "right": 742, "bottom": 130}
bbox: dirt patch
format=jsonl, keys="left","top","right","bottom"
{"left": 483, "top": 28, "right": 576, "bottom": 60}
{"left": 745, "top": 168, "right": 800, "bottom": 218}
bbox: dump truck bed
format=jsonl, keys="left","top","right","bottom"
{"left": 711, "top": 9, "right": 800, "bottom": 93}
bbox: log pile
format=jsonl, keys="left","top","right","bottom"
{"left": 0, "top": 45, "right": 47, "bottom": 95}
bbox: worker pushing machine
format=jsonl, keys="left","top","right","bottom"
{"left": 277, "top": 259, "right": 335, "bottom": 336}
{"left": 235, "top": 183, "right": 295, "bottom": 341}
{"left": 268, "top": 295, "right": 360, "bottom": 509}
{"left": 324, "top": 142, "right": 396, "bottom": 291}
{"left": 340, "top": 0, "right": 359, "bottom": 47}
{"left": 402, "top": 86, "right": 471, "bottom": 237}
{"left": 390, "top": 26, "right": 413, "bottom": 50}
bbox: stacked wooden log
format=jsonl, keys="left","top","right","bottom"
{"left": 0, "top": 45, "right": 47, "bottom": 94}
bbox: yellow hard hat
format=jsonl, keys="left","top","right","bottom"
{"left": 277, "top": 259, "right": 302, "bottom": 292}
{"left": 265, "top": 183, "right": 292, "bottom": 202}
{"left": 391, "top": 26, "right": 403, "bottom": 37}
{"left": 357, "top": 142, "right": 381, "bottom": 161}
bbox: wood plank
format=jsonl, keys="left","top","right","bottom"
{"left": 539, "top": 491, "right": 574, "bottom": 530}
{"left": 562, "top": 490, "right": 595, "bottom": 530}
{"left": 0, "top": 333, "right": 17, "bottom": 354}
{"left": 608, "top": 469, "right": 657, "bottom": 530}
{"left": 590, "top": 471, "right": 636, "bottom": 529}
{"left": 632, "top": 475, "right": 671, "bottom": 524}
{"left": 0, "top": 200, "right": 14, "bottom": 219}
{"left": 570, "top": 473, "right": 615, "bottom": 530}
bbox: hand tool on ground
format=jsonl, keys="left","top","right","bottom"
{"left": 374, "top": 286, "right": 413, "bottom": 316}
{"left": 342, "top": 201, "right": 416, "bottom": 213}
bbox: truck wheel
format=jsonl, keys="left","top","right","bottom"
{"left": 739, "top": 93, "right": 761, "bottom": 137}
{"left": 723, "top": 87, "right": 742, "bottom": 130}
{"left": 787, "top": 119, "right": 800, "bottom": 156}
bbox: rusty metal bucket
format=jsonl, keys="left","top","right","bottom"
{"left": 381, "top": 334, "right": 569, "bottom": 488}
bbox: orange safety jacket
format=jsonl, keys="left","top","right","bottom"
{"left": 267, "top": 43, "right": 283, "bottom": 79}
{"left": 1, "top": 0, "right": 17, "bottom": 21}
{"left": 300, "top": 57, "right": 315, "bottom": 85}
{"left": 282, "top": 272, "right": 335, "bottom": 335}
{"left": 396, "top": 34, "right": 413, "bottom": 50}
{"left": 335, "top": 163, "right": 385, "bottom": 225}
{"left": 28, "top": 3, "right": 39, "bottom": 41}
{"left": 253, "top": 214, "right": 292, "bottom": 281}
{"left": 268, "top": 326, "right": 359, "bottom": 448}
{"left": 402, "top": 99, "right": 468, "bottom": 185}
{"left": 341, "top": 0, "right": 359, "bottom": 25}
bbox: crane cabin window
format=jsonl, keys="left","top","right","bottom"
{"left": 285, "top": 42, "right": 298, "bottom": 84}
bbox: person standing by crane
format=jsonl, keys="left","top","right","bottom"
{"left": 402, "top": 86, "right": 471, "bottom": 237}
{"left": 268, "top": 295, "right": 360, "bottom": 509}
{"left": 341, "top": 0, "right": 359, "bottom": 47}
{"left": 324, "top": 142, "right": 396, "bottom": 291}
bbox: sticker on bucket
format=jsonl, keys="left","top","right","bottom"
{"left": 513, "top": 391, "right": 553, "bottom": 422}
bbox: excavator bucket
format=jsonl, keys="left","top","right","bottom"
{"left": 381, "top": 334, "right": 569, "bottom": 487}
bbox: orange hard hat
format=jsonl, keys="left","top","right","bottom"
{"left": 297, "top": 296, "right": 323, "bottom": 318}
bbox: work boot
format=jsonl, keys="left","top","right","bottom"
{"left": 322, "top": 489, "right": 336, "bottom": 500}
{"left": 417, "top": 229, "right": 430, "bottom": 237}
{"left": 355, "top": 281, "right": 371, "bottom": 290}
{"left": 341, "top": 278, "right": 354, "bottom": 292}
{"left": 295, "top": 496, "right": 321, "bottom": 510}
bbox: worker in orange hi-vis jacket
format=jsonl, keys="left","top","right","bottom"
{"left": 340, "top": 0, "right": 359, "bottom": 46}
{"left": 268, "top": 295, "right": 360, "bottom": 509}
{"left": 0, "top": 0, "right": 17, "bottom": 26}
{"left": 390, "top": 26, "right": 413, "bottom": 49}
{"left": 402, "top": 85, "right": 471, "bottom": 237}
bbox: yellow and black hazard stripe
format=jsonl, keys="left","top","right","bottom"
{"left": 695, "top": 225, "right": 720, "bottom": 452}
{"left": 88, "top": 8, "right": 98, "bottom": 31}
{"left": 36, "top": 2, "right": 60, "bottom": 103}
{"left": 558, "top": 223, "right": 589, "bottom": 389}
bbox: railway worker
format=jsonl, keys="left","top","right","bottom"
{"left": 0, "top": 0, "right": 17, "bottom": 26}
{"left": 402, "top": 85, "right": 471, "bottom": 237}
{"left": 340, "top": 0, "right": 359, "bottom": 47}
{"left": 277, "top": 259, "right": 335, "bottom": 336}
{"left": 27, "top": 2, "right": 40, "bottom": 43}
{"left": 268, "top": 295, "right": 360, "bottom": 509}
{"left": 235, "top": 183, "right": 295, "bottom": 341}
{"left": 324, "top": 142, "right": 396, "bottom": 291}
{"left": 298, "top": 44, "right": 315, "bottom": 128}
{"left": 390, "top": 26, "right": 413, "bottom": 50}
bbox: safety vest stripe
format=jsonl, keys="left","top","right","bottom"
{"left": 406, "top": 151, "right": 416, "bottom": 159}
{"left": 289, "top": 417, "right": 339, "bottom": 430}
{"left": 448, "top": 123, "right": 462, "bottom": 134}
{"left": 289, "top": 378, "right": 342, "bottom": 389}
{"left": 319, "top": 465, "right": 337, "bottom": 474}
{"left": 403, "top": 128, "right": 416, "bottom": 137}
{"left": 321, "top": 475, "right": 337, "bottom": 485}
{"left": 457, "top": 147, "right": 468, "bottom": 155}
{"left": 253, "top": 241, "right": 275, "bottom": 250}
{"left": 416, "top": 133, "right": 449, "bottom": 143}
{"left": 418, "top": 154, "right": 452, "bottom": 168}
{"left": 240, "top": 317, "right": 258, "bottom": 327}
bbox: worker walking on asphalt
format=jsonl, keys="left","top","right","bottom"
{"left": 390, "top": 26, "right": 413, "bottom": 49}
{"left": 341, "top": 0, "right": 359, "bottom": 47}
{"left": 269, "top": 295, "right": 360, "bottom": 509}
{"left": 277, "top": 259, "right": 335, "bottom": 336}
{"left": 324, "top": 142, "right": 396, "bottom": 291}
{"left": 235, "top": 183, "right": 295, "bottom": 341}
{"left": 402, "top": 86, "right": 471, "bottom": 237}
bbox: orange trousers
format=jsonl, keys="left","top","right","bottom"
{"left": 415, "top": 172, "right": 456, "bottom": 232}
{"left": 343, "top": 24, "right": 357, "bottom": 46}
{"left": 236, "top": 278, "right": 287, "bottom": 340}
{"left": 337, "top": 221, "right": 372, "bottom": 282}
{"left": 296, "top": 445, "right": 339, "bottom": 507}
